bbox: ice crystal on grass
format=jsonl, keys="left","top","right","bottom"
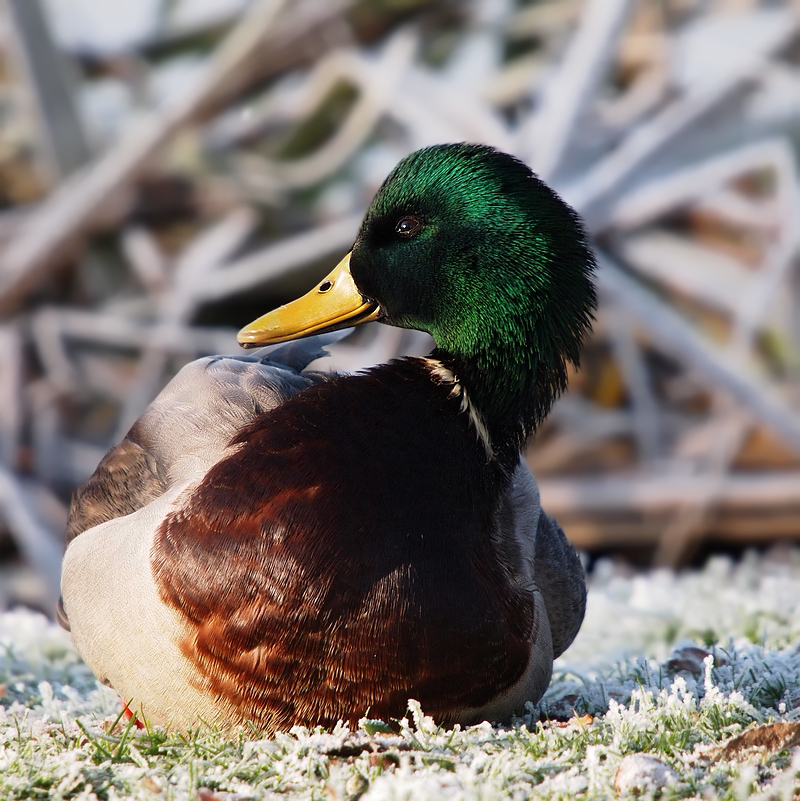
{"left": 0, "top": 552, "right": 798, "bottom": 799}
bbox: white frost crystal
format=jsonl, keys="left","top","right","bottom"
{"left": 614, "top": 754, "right": 680, "bottom": 794}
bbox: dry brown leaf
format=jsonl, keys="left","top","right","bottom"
{"left": 704, "top": 722, "right": 800, "bottom": 763}
{"left": 141, "top": 776, "right": 162, "bottom": 795}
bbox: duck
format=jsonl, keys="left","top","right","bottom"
{"left": 59, "top": 143, "right": 596, "bottom": 733}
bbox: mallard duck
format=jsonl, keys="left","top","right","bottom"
{"left": 59, "top": 143, "right": 596, "bottom": 733}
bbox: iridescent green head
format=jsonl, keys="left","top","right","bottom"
{"left": 239, "top": 143, "right": 596, "bottom": 463}
{"left": 350, "top": 143, "right": 596, "bottom": 451}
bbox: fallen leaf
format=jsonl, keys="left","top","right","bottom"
{"left": 141, "top": 776, "right": 162, "bottom": 794}
{"left": 703, "top": 723, "right": 800, "bottom": 763}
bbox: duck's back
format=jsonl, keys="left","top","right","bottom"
{"left": 65, "top": 350, "right": 323, "bottom": 548}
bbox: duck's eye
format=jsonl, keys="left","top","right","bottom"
{"left": 319, "top": 280, "right": 333, "bottom": 293}
{"left": 395, "top": 216, "right": 422, "bottom": 238}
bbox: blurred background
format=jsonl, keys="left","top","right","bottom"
{"left": 0, "top": 0, "right": 799, "bottom": 614}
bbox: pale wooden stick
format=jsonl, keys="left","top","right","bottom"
{"left": 33, "top": 308, "right": 236, "bottom": 356}
{"left": 193, "top": 213, "right": 362, "bottom": 303}
{"left": 604, "top": 305, "right": 662, "bottom": 463}
{"left": 538, "top": 470, "right": 800, "bottom": 516}
{"left": 121, "top": 228, "right": 169, "bottom": 297}
{"left": 4, "top": 0, "right": 90, "bottom": 181}
{"left": 0, "top": 467, "right": 63, "bottom": 608}
{"left": 562, "top": 512, "right": 800, "bottom": 550}
{"left": 0, "top": 325, "right": 22, "bottom": 467}
{"left": 653, "top": 406, "right": 751, "bottom": 567}
{"left": 523, "top": 0, "right": 634, "bottom": 180}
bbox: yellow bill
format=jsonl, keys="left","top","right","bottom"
{"left": 237, "top": 252, "right": 381, "bottom": 348}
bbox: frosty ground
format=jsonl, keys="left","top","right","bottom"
{"left": 0, "top": 548, "right": 798, "bottom": 800}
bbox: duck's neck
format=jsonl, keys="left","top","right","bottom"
{"left": 429, "top": 345, "right": 561, "bottom": 476}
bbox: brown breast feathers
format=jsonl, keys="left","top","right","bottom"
{"left": 151, "top": 359, "right": 536, "bottom": 732}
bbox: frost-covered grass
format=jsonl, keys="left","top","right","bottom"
{"left": 1, "top": 549, "right": 799, "bottom": 800}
